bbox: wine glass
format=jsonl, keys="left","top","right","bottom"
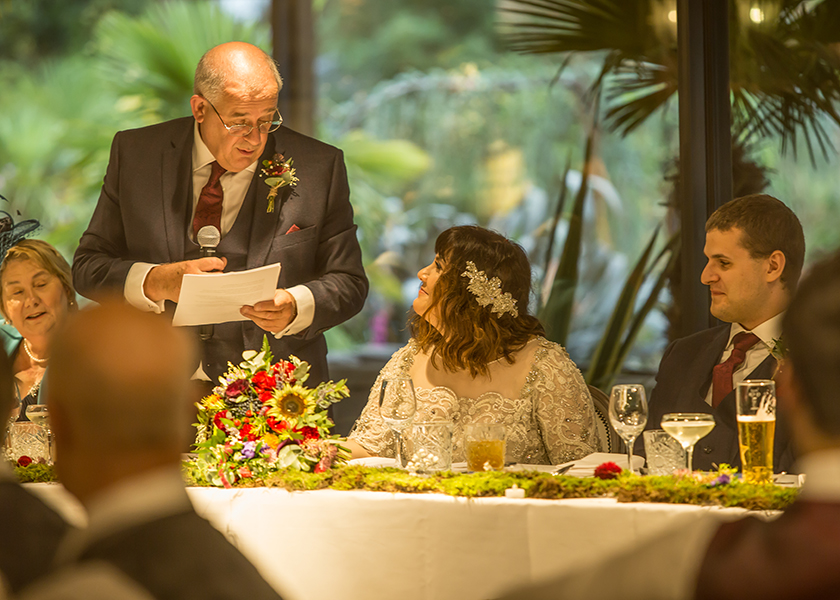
{"left": 660, "top": 413, "right": 716, "bottom": 473}
{"left": 25, "top": 405, "right": 53, "bottom": 464}
{"left": 608, "top": 384, "right": 648, "bottom": 473}
{"left": 379, "top": 377, "right": 417, "bottom": 467}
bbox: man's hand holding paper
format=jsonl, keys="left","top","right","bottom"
{"left": 240, "top": 288, "right": 298, "bottom": 333}
{"left": 144, "top": 257, "right": 228, "bottom": 303}
{"left": 172, "top": 263, "right": 281, "bottom": 327}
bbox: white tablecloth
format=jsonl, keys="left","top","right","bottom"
{"left": 27, "top": 483, "right": 765, "bottom": 600}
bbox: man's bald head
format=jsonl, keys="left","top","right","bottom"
{"left": 194, "top": 41, "right": 282, "bottom": 105}
{"left": 47, "top": 301, "right": 197, "bottom": 458}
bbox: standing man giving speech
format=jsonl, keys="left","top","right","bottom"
{"left": 72, "top": 42, "right": 368, "bottom": 383}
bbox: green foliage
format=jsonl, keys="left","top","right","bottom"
{"left": 182, "top": 464, "right": 799, "bottom": 510}
{"left": 318, "top": 0, "right": 501, "bottom": 102}
{"left": 538, "top": 131, "right": 594, "bottom": 344}
{"left": 13, "top": 462, "right": 57, "bottom": 483}
{"left": 93, "top": 0, "right": 271, "bottom": 121}
{"left": 0, "top": 0, "right": 150, "bottom": 64}
{"left": 585, "top": 228, "right": 679, "bottom": 390}
{"left": 502, "top": 0, "right": 840, "bottom": 162}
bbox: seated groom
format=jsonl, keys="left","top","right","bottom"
{"left": 645, "top": 194, "right": 804, "bottom": 473}
{"left": 72, "top": 41, "right": 368, "bottom": 385}
{"left": 498, "top": 248, "right": 840, "bottom": 600}
{"left": 20, "top": 302, "right": 283, "bottom": 600}
{"left": 0, "top": 353, "right": 67, "bottom": 595}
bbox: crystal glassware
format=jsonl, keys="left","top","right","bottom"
{"left": 464, "top": 423, "right": 506, "bottom": 471}
{"left": 379, "top": 377, "right": 417, "bottom": 468}
{"left": 661, "top": 413, "right": 716, "bottom": 473}
{"left": 25, "top": 405, "right": 53, "bottom": 465}
{"left": 405, "top": 421, "right": 453, "bottom": 473}
{"left": 608, "top": 384, "right": 648, "bottom": 473}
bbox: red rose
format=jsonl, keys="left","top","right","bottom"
{"left": 294, "top": 426, "right": 320, "bottom": 441}
{"left": 213, "top": 410, "right": 232, "bottom": 430}
{"left": 240, "top": 423, "right": 258, "bottom": 442}
{"left": 258, "top": 390, "right": 273, "bottom": 403}
{"left": 251, "top": 371, "right": 277, "bottom": 392}
{"left": 266, "top": 415, "right": 288, "bottom": 433}
{"left": 225, "top": 378, "right": 250, "bottom": 398}
{"left": 17, "top": 456, "right": 33, "bottom": 467}
{"left": 594, "top": 462, "right": 623, "bottom": 480}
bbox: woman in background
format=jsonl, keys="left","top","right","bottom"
{"left": 347, "top": 226, "right": 600, "bottom": 464}
{"left": 0, "top": 239, "right": 77, "bottom": 421}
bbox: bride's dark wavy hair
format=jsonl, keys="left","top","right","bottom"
{"left": 411, "top": 226, "right": 545, "bottom": 377}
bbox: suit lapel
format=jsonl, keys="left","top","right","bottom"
{"left": 161, "top": 119, "right": 194, "bottom": 261}
{"left": 246, "top": 133, "right": 287, "bottom": 270}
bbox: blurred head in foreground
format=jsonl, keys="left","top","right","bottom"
{"left": 46, "top": 300, "right": 196, "bottom": 505}
{"left": 780, "top": 250, "right": 840, "bottom": 454}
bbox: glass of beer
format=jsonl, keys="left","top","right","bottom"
{"left": 736, "top": 379, "right": 776, "bottom": 484}
{"left": 464, "top": 423, "right": 505, "bottom": 471}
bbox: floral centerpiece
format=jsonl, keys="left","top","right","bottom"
{"left": 187, "top": 337, "right": 349, "bottom": 488}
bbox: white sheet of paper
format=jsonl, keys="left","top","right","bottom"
{"left": 172, "top": 263, "right": 281, "bottom": 327}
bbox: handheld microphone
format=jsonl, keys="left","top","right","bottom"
{"left": 197, "top": 226, "right": 221, "bottom": 341}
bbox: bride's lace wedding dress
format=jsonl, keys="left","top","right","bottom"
{"left": 349, "top": 336, "right": 602, "bottom": 465}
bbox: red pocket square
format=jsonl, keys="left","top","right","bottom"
{"left": 285, "top": 224, "right": 300, "bottom": 235}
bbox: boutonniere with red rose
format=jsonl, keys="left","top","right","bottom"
{"left": 188, "top": 336, "right": 349, "bottom": 488}
{"left": 260, "top": 153, "right": 299, "bottom": 213}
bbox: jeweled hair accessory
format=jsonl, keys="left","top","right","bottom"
{"left": 460, "top": 261, "right": 519, "bottom": 318}
{"left": 0, "top": 194, "right": 40, "bottom": 262}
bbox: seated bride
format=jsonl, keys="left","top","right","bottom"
{"left": 346, "top": 225, "right": 601, "bottom": 465}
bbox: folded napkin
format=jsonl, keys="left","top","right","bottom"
{"left": 558, "top": 452, "right": 644, "bottom": 477}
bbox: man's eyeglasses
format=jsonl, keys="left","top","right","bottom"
{"left": 204, "top": 98, "right": 282, "bottom": 137}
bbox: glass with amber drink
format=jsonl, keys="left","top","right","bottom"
{"left": 736, "top": 380, "right": 776, "bottom": 484}
{"left": 464, "top": 423, "right": 505, "bottom": 471}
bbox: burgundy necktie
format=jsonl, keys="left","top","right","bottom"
{"left": 192, "top": 161, "right": 226, "bottom": 238}
{"left": 711, "top": 332, "right": 761, "bottom": 408}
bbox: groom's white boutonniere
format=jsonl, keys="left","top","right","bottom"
{"left": 260, "top": 153, "right": 299, "bottom": 213}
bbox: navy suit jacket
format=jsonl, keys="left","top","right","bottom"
{"left": 645, "top": 324, "right": 795, "bottom": 473}
{"left": 76, "top": 508, "right": 282, "bottom": 600}
{"left": 0, "top": 481, "right": 68, "bottom": 593}
{"left": 72, "top": 118, "right": 368, "bottom": 383}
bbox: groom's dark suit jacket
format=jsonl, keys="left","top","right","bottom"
{"left": 73, "top": 117, "right": 368, "bottom": 383}
{"left": 645, "top": 324, "right": 795, "bottom": 473}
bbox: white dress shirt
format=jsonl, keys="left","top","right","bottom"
{"left": 703, "top": 312, "right": 783, "bottom": 406}
{"left": 122, "top": 121, "right": 314, "bottom": 338}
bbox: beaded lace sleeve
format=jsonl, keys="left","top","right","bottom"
{"left": 531, "top": 340, "right": 601, "bottom": 464}
{"left": 346, "top": 345, "right": 411, "bottom": 456}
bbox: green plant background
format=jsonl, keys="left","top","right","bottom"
{"left": 1, "top": 0, "right": 838, "bottom": 378}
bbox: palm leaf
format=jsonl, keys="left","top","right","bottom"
{"left": 502, "top": 0, "right": 840, "bottom": 159}
{"left": 541, "top": 154, "right": 573, "bottom": 280}
{"left": 538, "top": 122, "right": 596, "bottom": 344}
{"left": 585, "top": 225, "right": 675, "bottom": 390}
{"left": 94, "top": 0, "right": 271, "bottom": 120}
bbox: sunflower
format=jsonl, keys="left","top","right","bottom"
{"left": 268, "top": 384, "right": 311, "bottom": 420}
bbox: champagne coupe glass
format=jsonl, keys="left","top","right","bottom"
{"left": 25, "top": 405, "right": 52, "bottom": 464}
{"left": 660, "top": 413, "right": 716, "bottom": 473}
{"left": 379, "top": 377, "right": 417, "bottom": 467}
{"left": 608, "top": 384, "right": 648, "bottom": 473}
